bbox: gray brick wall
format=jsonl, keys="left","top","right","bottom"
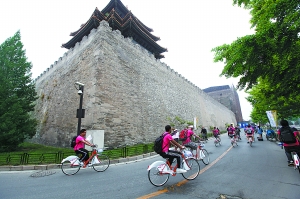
{"left": 33, "top": 21, "right": 236, "bottom": 148}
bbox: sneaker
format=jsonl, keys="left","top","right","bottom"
{"left": 176, "top": 168, "right": 187, "bottom": 173}
{"left": 288, "top": 161, "right": 294, "bottom": 166}
{"left": 82, "top": 160, "right": 89, "bottom": 168}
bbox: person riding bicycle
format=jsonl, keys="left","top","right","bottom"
{"left": 200, "top": 126, "right": 208, "bottom": 141}
{"left": 182, "top": 125, "right": 202, "bottom": 145}
{"left": 266, "top": 128, "right": 276, "bottom": 139}
{"left": 244, "top": 124, "right": 254, "bottom": 143}
{"left": 213, "top": 127, "right": 220, "bottom": 138}
{"left": 160, "top": 125, "right": 187, "bottom": 173}
{"left": 227, "top": 123, "right": 235, "bottom": 139}
{"left": 235, "top": 125, "right": 241, "bottom": 140}
{"left": 73, "top": 129, "right": 96, "bottom": 168}
{"left": 277, "top": 120, "right": 300, "bottom": 166}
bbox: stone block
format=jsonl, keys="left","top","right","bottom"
{"left": 109, "top": 159, "right": 119, "bottom": 164}
{"left": 118, "top": 158, "right": 128, "bottom": 163}
{"left": 143, "top": 153, "right": 150, "bottom": 158}
{"left": 34, "top": 165, "right": 47, "bottom": 170}
{"left": 128, "top": 157, "right": 137, "bottom": 162}
{"left": 47, "top": 164, "right": 61, "bottom": 169}
{"left": 22, "top": 165, "right": 35, "bottom": 171}
{"left": 10, "top": 166, "right": 23, "bottom": 171}
{"left": 0, "top": 166, "right": 11, "bottom": 171}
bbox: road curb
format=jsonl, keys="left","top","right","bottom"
{"left": 0, "top": 152, "right": 158, "bottom": 172}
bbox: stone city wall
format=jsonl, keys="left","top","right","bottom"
{"left": 33, "top": 21, "right": 236, "bottom": 148}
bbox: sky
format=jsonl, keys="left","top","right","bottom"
{"left": 0, "top": 0, "right": 255, "bottom": 121}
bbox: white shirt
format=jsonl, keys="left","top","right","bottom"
{"left": 172, "top": 131, "right": 179, "bottom": 139}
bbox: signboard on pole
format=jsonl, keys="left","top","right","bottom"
{"left": 266, "top": 110, "right": 277, "bottom": 127}
{"left": 194, "top": 117, "right": 198, "bottom": 130}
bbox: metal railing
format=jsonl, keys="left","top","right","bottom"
{"left": 0, "top": 144, "right": 154, "bottom": 166}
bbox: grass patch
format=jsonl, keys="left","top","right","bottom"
{"left": 17, "top": 142, "right": 74, "bottom": 154}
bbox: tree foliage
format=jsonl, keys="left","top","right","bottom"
{"left": 212, "top": 0, "right": 300, "bottom": 120}
{"left": 0, "top": 31, "right": 37, "bottom": 152}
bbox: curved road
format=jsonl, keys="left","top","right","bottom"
{"left": 0, "top": 133, "right": 299, "bottom": 199}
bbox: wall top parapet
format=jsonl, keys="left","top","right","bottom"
{"left": 34, "top": 21, "right": 209, "bottom": 98}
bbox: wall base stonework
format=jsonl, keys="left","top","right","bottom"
{"left": 34, "top": 21, "right": 236, "bottom": 148}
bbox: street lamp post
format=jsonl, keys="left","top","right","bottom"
{"left": 75, "top": 82, "right": 85, "bottom": 135}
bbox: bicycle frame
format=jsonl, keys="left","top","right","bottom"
{"left": 292, "top": 153, "right": 299, "bottom": 165}
{"left": 61, "top": 147, "right": 110, "bottom": 175}
{"left": 147, "top": 153, "right": 190, "bottom": 176}
{"left": 291, "top": 152, "right": 300, "bottom": 172}
{"left": 195, "top": 144, "right": 204, "bottom": 160}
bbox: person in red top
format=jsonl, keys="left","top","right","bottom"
{"left": 277, "top": 120, "right": 300, "bottom": 166}
{"left": 160, "top": 125, "right": 186, "bottom": 173}
{"left": 227, "top": 123, "right": 235, "bottom": 139}
{"left": 244, "top": 124, "right": 254, "bottom": 143}
{"left": 182, "top": 125, "right": 201, "bottom": 145}
{"left": 73, "top": 129, "right": 95, "bottom": 168}
{"left": 212, "top": 127, "right": 220, "bottom": 138}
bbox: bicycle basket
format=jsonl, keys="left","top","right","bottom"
{"left": 183, "top": 150, "right": 193, "bottom": 158}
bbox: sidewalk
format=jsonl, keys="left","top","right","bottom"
{"left": 0, "top": 152, "right": 159, "bottom": 172}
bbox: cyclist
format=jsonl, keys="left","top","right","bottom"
{"left": 160, "top": 125, "right": 186, "bottom": 173}
{"left": 213, "top": 127, "right": 220, "bottom": 138}
{"left": 277, "top": 120, "right": 300, "bottom": 166}
{"left": 227, "top": 123, "right": 235, "bottom": 138}
{"left": 227, "top": 123, "right": 235, "bottom": 139}
{"left": 244, "top": 124, "right": 254, "bottom": 143}
{"left": 183, "top": 125, "right": 202, "bottom": 145}
{"left": 266, "top": 128, "right": 276, "bottom": 139}
{"left": 200, "top": 126, "right": 208, "bottom": 141}
{"left": 235, "top": 125, "right": 241, "bottom": 140}
{"left": 74, "top": 129, "right": 96, "bottom": 168}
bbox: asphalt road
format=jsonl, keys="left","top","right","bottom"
{"left": 0, "top": 133, "right": 299, "bottom": 199}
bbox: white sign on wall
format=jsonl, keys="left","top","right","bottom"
{"left": 85, "top": 130, "right": 104, "bottom": 151}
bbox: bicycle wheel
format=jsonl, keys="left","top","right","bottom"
{"left": 92, "top": 154, "right": 110, "bottom": 172}
{"left": 214, "top": 140, "right": 219, "bottom": 147}
{"left": 61, "top": 160, "right": 80, "bottom": 175}
{"left": 182, "top": 158, "right": 200, "bottom": 180}
{"left": 148, "top": 163, "right": 170, "bottom": 186}
{"left": 250, "top": 140, "right": 252, "bottom": 147}
{"left": 201, "top": 149, "right": 210, "bottom": 165}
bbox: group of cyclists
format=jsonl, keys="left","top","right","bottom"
{"left": 73, "top": 120, "right": 300, "bottom": 173}
{"left": 225, "top": 123, "right": 256, "bottom": 144}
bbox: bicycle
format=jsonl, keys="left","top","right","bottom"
{"left": 214, "top": 135, "right": 221, "bottom": 147}
{"left": 247, "top": 135, "right": 253, "bottom": 147}
{"left": 291, "top": 151, "right": 300, "bottom": 173}
{"left": 185, "top": 140, "right": 210, "bottom": 165}
{"left": 229, "top": 134, "right": 238, "bottom": 147}
{"left": 147, "top": 149, "right": 200, "bottom": 187}
{"left": 61, "top": 146, "right": 110, "bottom": 175}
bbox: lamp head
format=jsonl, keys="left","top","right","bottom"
{"left": 75, "top": 82, "right": 84, "bottom": 86}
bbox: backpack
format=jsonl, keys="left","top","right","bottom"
{"left": 179, "top": 129, "right": 188, "bottom": 141}
{"left": 70, "top": 136, "right": 78, "bottom": 148}
{"left": 245, "top": 128, "right": 252, "bottom": 134}
{"left": 153, "top": 133, "right": 167, "bottom": 154}
{"left": 280, "top": 127, "right": 297, "bottom": 144}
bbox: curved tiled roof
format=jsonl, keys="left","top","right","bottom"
{"left": 62, "top": 0, "right": 166, "bottom": 59}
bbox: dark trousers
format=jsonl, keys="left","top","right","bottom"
{"left": 284, "top": 145, "right": 300, "bottom": 162}
{"left": 75, "top": 148, "right": 89, "bottom": 162}
{"left": 160, "top": 150, "right": 183, "bottom": 168}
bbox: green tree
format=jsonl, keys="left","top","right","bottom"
{"left": 0, "top": 31, "right": 37, "bottom": 152}
{"left": 212, "top": 0, "right": 300, "bottom": 118}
